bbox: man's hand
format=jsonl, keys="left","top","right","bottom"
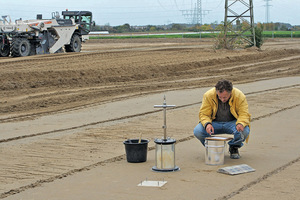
{"left": 236, "top": 123, "right": 244, "bottom": 132}
{"left": 206, "top": 124, "right": 214, "bottom": 135}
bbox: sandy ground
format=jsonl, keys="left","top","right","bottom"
{"left": 5, "top": 106, "right": 300, "bottom": 200}
{"left": 0, "top": 38, "right": 300, "bottom": 199}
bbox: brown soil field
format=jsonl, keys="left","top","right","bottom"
{"left": 0, "top": 38, "right": 300, "bottom": 199}
{"left": 1, "top": 38, "right": 299, "bottom": 120}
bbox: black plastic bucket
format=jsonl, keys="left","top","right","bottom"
{"left": 123, "top": 139, "right": 149, "bottom": 163}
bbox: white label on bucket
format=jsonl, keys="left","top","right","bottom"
{"left": 138, "top": 180, "right": 167, "bottom": 187}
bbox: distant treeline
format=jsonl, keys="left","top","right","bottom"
{"left": 92, "top": 22, "right": 300, "bottom": 34}
{"left": 90, "top": 31, "right": 300, "bottom": 39}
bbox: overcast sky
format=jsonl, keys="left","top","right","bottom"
{"left": 1, "top": 0, "right": 299, "bottom": 26}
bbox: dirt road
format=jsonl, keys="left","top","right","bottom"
{"left": 0, "top": 38, "right": 300, "bottom": 199}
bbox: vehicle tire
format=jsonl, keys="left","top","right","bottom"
{"left": 0, "top": 44, "right": 10, "bottom": 57}
{"left": 11, "top": 37, "right": 31, "bottom": 57}
{"left": 65, "top": 34, "right": 81, "bottom": 52}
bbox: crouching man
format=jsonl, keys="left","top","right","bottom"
{"left": 193, "top": 79, "right": 251, "bottom": 159}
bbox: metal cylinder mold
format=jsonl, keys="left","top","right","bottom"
{"left": 152, "top": 138, "right": 180, "bottom": 172}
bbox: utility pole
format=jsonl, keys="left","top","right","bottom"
{"left": 264, "top": 0, "right": 272, "bottom": 23}
{"left": 224, "top": 0, "right": 256, "bottom": 48}
{"left": 196, "top": 0, "right": 203, "bottom": 25}
{"left": 181, "top": 0, "right": 210, "bottom": 25}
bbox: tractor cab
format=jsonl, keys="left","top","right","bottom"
{"left": 62, "top": 11, "right": 94, "bottom": 34}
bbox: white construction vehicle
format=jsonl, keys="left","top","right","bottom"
{"left": 0, "top": 11, "right": 93, "bottom": 57}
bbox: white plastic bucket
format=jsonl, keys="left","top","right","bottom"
{"left": 205, "top": 139, "right": 225, "bottom": 165}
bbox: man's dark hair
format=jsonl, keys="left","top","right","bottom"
{"left": 215, "top": 79, "right": 233, "bottom": 92}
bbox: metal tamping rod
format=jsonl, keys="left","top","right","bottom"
{"left": 154, "top": 95, "right": 176, "bottom": 140}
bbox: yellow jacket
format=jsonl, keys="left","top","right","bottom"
{"left": 199, "top": 87, "right": 251, "bottom": 135}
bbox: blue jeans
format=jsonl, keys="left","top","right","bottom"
{"left": 193, "top": 120, "right": 250, "bottom": 148}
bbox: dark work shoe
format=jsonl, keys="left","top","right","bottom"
{"left": 229, "top": 146, "right": 240, "bottom": 159}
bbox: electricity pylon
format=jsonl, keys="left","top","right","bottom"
{"left": 264, "top": 0, "right": 272, "bottom": 23}
{"left": 224, "top": 0, "right": 256, "bottom": 48}
{"left": 181, "top": 0, "right": 210, "bottom": 25}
